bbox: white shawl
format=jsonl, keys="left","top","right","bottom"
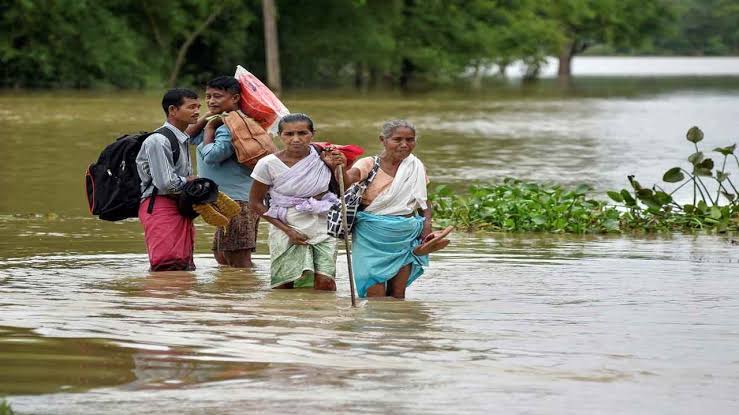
{"left": 365, "top": 154, "right": 428, "bottom": 216}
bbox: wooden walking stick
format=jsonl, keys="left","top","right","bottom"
{"left": 336, "top": 165, "right": 357, "bottom": 307}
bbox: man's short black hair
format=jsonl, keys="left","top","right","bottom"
{"left": 161, "top": 88, "right": 198, "bottom": 116}
{"left": 206, "top": 76, "right": 241, "bottom": 95}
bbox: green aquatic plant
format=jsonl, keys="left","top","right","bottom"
{"left": 609, "top": 126, "right": 739, "bottom": 232}
{"left": 0, "top": 399, "right": 15, "bottom": 415}
{"left": 430, "top": 179, "right": 622, "bottom": 233}
{"left": 431, "top": 127, "right": 738, "bottom": 234}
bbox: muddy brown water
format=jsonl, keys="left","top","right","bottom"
{"left": 1, "top": 70, "right": 738, "bottom": 414}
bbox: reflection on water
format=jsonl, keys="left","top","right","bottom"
{"left": 1, "top": 74, "right": 739, "bottom": 413}
{"left": 0, "top": 326, "right": 136, "bottom": 395}
{"left": 1, "top": 234, "right": 738, "bottom": 414}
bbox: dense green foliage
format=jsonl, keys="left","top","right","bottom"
{"left": 1, "top": 0, "right": 256, "bottom": 88}
{"left": 1, "top": 0, "right": 736, "bottom": 89}
{"left": 1, "top": 0, "right": 149, "bottom": 88}
{"left": 431, "top": 127, "right": 739, "bottom": 234}
{"left": 544, "top": 0, "right": 674, "bottom": 74}
{"left": 620, "top": 0, "right": 739, "bottom": 55}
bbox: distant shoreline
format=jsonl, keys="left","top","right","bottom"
{"left": 499, "top": 56, "right": 739, "bottom": 78}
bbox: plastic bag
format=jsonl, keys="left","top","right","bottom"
{"left": 234, "top": 65, "right": 289, "bottom": 134}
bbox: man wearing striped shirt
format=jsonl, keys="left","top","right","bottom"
{"left": 136, "top": 88, "right": 200, "bottom": 271}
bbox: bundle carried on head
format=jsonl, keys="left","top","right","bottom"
{"left": 207, "top": 67, "right": 283, "bottom": 168}
{"left": 233, "top": 65, "right": 289, "bottom": 134}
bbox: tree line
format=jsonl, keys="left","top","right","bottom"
{"left": 1, "top": 0, "right": 737, "bottom": 90}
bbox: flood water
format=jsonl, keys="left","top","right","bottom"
{"left": 1, "top": 58, "right": 739, "bottom": 414}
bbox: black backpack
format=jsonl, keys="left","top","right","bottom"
{"left": 85, "top": 127, "right": 180, "bottom": 221}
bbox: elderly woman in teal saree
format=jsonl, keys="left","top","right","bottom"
{"left": 337, "top": 120, "right": 452, "bottom": 299}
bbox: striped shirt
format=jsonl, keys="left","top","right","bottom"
{"left": 136, "top": 122, "right": 193, "bottom": 199}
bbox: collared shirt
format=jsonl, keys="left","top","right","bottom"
{"left": 192, "top": 125, "right": 254, "bottom": 201}
{"left": 136, "top": 122, "right": 193, "bottom": 199}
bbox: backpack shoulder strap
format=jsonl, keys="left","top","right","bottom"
{"left": 146, "top": 127, "right": 181, "bottom": 214}
{"left": 154, "top": 127, "right": 180, "bottom": 165}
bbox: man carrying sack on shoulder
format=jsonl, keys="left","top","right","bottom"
{"left": 136, "top": 88, "right": 200, "bottom": 271}
{"left": 188, "top": 76, "right": 270, "bottom": 268}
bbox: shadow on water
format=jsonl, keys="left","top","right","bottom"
{"left": 0, "top": 325, "right": 349, "bottom": 396}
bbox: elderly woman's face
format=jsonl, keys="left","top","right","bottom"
{"left": 381, "top": 127, "right": 416, "bottom": 159}
{"left": 279, "top": 121, "right": 313, "bottom": 151}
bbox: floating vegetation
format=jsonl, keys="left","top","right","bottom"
{"left": 431, "top": 180, "right": 621, "bottom": 233}
{"left": 431, "top": 127, "right": 738, "bottom": 234}
{"left": 0, "top": 399, "right": 15, "bottom": 415}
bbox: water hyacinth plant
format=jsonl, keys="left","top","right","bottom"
{"left": 0, "top": 399, "right": 14, "bottom": 415}
{"left": 609, "top": 126, "right": 738, "bottom": 232}
{"left": 431, "top": 127, "right": 738, "bottom": 234}
{"left": 430, "top": 180, "right": 622, "bottom": 233}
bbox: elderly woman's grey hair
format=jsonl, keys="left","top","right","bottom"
{"left": 278, "top": 113, "right": 315, "bottom": 134}
{"left": 380, "top": 119, "right": 416, "bottom": 139}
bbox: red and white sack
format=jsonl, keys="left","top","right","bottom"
{"left": 234, "top": 65, "right": 289, "bottom": 135}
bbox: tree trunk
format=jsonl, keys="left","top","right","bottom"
{"left": 168, "top": 4, "right": 224, "bottom": 88}
{"left": 399, "top": 58, "right": 414, "bottom": 90}
{"left": 399, "top": 0, "right": 415, "bottom": 90}
{"left": 369, "top": 67, "right": 379, "bottom": 88}
{"left": 143, "top": 3, "right": 166, "bottom": 50}
{"left": 354, "top": 62, "right": 362, "bottom": 89}
{"left": 522, "top": 59, "right": 541, "bottom": 83}
{"left": 496, "top": 59, "right": 510, "bottom": 78}
{"left": 558, "top": 39, "right": 578, "bottom": 84}
{"left": 354, "top": 62, "right": 369, "bottom": 91}
{"left": 470, "top": 63, "right": 483, "bottom": 90}
{"left": 262, "top": 0, "right": 282, "bottom": 95}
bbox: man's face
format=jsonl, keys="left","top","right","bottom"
{"left": 170, "top": 97, "right": 200, "bottom": 125}
{"left": 205, "top": 87, "right": 240, "bottom": 114}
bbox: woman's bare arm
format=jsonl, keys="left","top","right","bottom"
{"left": 342, "top": 166, "right": 363, "bottom": 187}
